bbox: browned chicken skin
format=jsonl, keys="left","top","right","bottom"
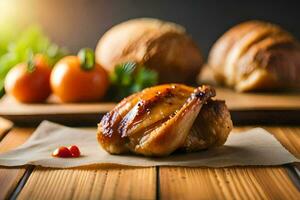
{"left": 97, "top": 84, "right": 233, "bottom": 156}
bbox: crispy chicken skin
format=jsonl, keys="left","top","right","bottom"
{"left": 97, "top": 84, "right": 232, "bottom": 156}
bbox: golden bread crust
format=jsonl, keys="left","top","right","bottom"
{"left": 207, "top": 20, "right": 300, "bottom": 91}
{"left": 96, "top": 18, "right": 203, "bottom": 84}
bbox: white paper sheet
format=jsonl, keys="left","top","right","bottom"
{"left": 0, "top": 121, "right": 298, "bottom": 168}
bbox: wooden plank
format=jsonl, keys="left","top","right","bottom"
{"left": 160, "top": 167, "right": 300, "bottom": 200}
{"left": 266, "top": 127, "right": 300, "bottom": 158}
{"left": 0, "top": 95, "right": 115, "bottom": 126}
{"left": 18, "top": 166, "right": 156, "bottom": 200}
{"left": 160, "top": 127, "right": 300, "bottom": 200}
{"left": 0, "top": 128, "right": 34, "bottom": 200}
{"left": 0, "top": 128, "right": 33, "bottom": 153}
{"left": 0, "top": 95, "right": 116, "bottom": 115}
{"left": 0, "top": 117, "right": 13, "bottom": 140}
{"left": 215, "top": 88, "right": 300, "bottom": 110}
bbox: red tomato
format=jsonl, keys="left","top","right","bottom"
{"left": 4, "top": 54, "right": 51, "bottom": 103}
{"left": 52, "top": 146, "right": 73, "bottom": 158}
{"left": 68, "top": 145, "right": 81, "bottom": 157}
{"left": 50, "top": 48, "right": 109, "bottom": 102}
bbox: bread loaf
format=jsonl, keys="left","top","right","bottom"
{"left": 208, "top": 20, "right": 300, "bottom": 91}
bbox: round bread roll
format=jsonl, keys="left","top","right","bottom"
{"left": 96, "top": 18, "right": 203, "bottom": 83}
{"left": 207, "top": 20, "right": 300, "bottom": 92}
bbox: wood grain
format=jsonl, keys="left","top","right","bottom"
{"left": 215, "top": 88, "right": 300, "bottom": 110}
{"left": 160, "top": 167, "right": 300, "bottom": 200}
{"left": 0, "top": 95, "right": 116, "bottom": 115}
{"left": 0, "top": 95, "right": 115, "bottom": 126}
{"left": 159, "top": 127, "right": 300, "bottom": 200}
{"left": 0, "top": 128, "right": 34, "bottom": 200}
{"left": 266, "top": 127, "right": 300, "bottom": 158}
{"left": 0, "top": 128, "right": 33, "bottom": 153}
{"left": 0, "top": 117, "right": 13, "bottom": 140}
{"left": 18, "top": 167, "right": 156, "bottom": 200}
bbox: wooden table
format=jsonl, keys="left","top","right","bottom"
{"left": 0, "top": 119, "right": 299, "bottom": 199}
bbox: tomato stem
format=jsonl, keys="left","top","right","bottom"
{"left": 78, "top": 48, "right": 95, "bottom": 71}
{"left": 27, "top": 51, "right": 36, "bottom": 73}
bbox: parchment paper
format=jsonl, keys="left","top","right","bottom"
{"left": 0, "top": 121, "right": 298, "bottom": 168}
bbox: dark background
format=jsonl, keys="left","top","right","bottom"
{"left": 25, "top": 0, "right": 300, "bottom": 57}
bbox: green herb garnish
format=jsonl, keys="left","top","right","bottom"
{"left": 108, "top": 62, "right": 158, "bottom": 101}
{"left": 26, "top": 51, "right": 35, "bottom": 73}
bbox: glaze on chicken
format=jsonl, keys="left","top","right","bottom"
{"left": 97, "top": 84, "right": 232, "bottom": 156}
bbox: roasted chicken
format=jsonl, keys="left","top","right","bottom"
{"left": 97, "top": 84, "right": 232, "bottom": 156}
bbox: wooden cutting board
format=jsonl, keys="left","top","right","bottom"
{"left": 0, "top": 95, "right": 115, "bottom": 126}
{"left": 0, "top": 88, "right": 300, "bottom": 126}
{"left": 214, "top": 88, "right": 300, "bottom": 124}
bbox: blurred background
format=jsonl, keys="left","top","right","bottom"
{"left": 1, "top": 0, "right": 300, "bottom": 57}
